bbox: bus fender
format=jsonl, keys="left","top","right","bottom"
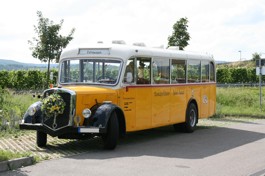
{"left": 91, "top": 103, "right": 126, "bottom": 136}
{"left": 22, "top": 101, "right": 43, "bottom": 124}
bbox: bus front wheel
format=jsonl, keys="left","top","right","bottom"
{"left": 36, "top": 131, "right": 47, "bottom": 147}
{"left": 102, "top": 112, "right": 119, "bottom": 150}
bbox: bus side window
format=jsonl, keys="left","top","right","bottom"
{"left": 188, "top": 60, "right": 201, "bottom": 83}
{"left": 171, "top": 60, "right": 186, "bottom": 84}
{"left": 153, "top": 58, "right": 170, "bottom": 84}
{"left": 137, "top": 58, "right": 151, "bottom": 84}
{"left": 210, "top": 62, "right": 215, "bottom": 82}
{"left": 124, "top": 58, "right": 135, "bottom": 83}
{"left": 201, "top": 61, "right": 209, "bottom": 82}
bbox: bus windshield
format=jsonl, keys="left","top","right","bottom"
{"left": 59, "top": 59, "right": 122, "bottom": 85}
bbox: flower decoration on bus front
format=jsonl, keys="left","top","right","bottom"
{"left": 41, "top": 93, "right": 66, "bottom": 118}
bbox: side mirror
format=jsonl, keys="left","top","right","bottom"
{"left": 126, "top": 72, "right": 133, "bottom": 83}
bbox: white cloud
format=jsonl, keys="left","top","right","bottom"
{"left": 0, "top": 0, "right": 265, "bottom": 63}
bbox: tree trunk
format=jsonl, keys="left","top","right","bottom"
{"left": 47, "top": 58, "right": 51, "bottom": 88}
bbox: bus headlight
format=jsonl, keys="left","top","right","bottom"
{"left": 82, "top": 108, "right": 91, "bottom": 118}
{"left": 28, "top": 106, "right": 37, "bottom": 116}
{"left": 27, "top": 101, "right": 41, "bottom": 116}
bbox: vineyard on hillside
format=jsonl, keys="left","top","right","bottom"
{"left": 0, "top": 70, "right": 58, "bottom": 90}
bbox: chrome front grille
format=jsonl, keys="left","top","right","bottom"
{"left": 42, "top": 88, "right": 76, "bottom": 131}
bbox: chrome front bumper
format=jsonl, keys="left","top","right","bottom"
{"left": 19, "top": 123, "right": 106, "bottom": 137}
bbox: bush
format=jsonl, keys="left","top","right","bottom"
{"left": 0, "top": 71, "right": 9, "bottom": 89}
{"left": 216, "top": 67, "right": 263, "bottom": 84}
{"left": 217, "top": 68, "right": 232, "bottom": 83}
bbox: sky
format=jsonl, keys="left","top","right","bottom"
{"left": 0, "top": 0, "right": 265, "bottom": 63}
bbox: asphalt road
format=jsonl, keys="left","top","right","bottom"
{"left": 2, "top": 119, "right": 265, "bottom": 176}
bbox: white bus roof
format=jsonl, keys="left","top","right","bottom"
{"left": 60, "top": 44, "right": 214, "bottom": 62}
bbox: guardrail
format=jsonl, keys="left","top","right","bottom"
{"left": 217, "top": 83, "right": 265, "bottom": 87}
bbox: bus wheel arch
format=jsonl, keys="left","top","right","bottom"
{"left": 103, "top": 107, "right": 126, "bottom": 138}
{"left": 113, "top": 108, "right": 126, "bottom": 138}
{"left": 94, "top": 104, "right": 125, "bottom": 149}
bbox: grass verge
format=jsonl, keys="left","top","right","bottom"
{"left": 217, "top": 87, "right": 265, "bottom": 117}
{"left": 198, "top": 115, "right": 262, "bottom": 129}
{"left": 0, "top": 150, "right": 34, "bottom": 162}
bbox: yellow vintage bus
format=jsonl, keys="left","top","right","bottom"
{"left": 20, "top": 44, "right": 216, "bottom": 149}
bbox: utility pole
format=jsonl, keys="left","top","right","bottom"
{"left": 260, "top": 53, "right": 265, "bottom": 111}
{"left": 238, "top": 50, "right": 242, "bottom": 61}
{"left": 259, "top": 57, "right": 262, "bottom": 111}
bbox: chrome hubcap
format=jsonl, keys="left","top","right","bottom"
{"left": 189, "top": 109, "right": 196, "bottom": 127}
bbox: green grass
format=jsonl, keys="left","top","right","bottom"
{"left": 0, "top": 90, "right": 40, "bottom": 162}
{"left": 0, "top": 150, "right": 34, "bottom": 162}
{"left": 217, "top": 87, "right": 265, "bottom": 117}
{"left": 0, "top": 90, "right": 36, "bottom": 130}
{"left": 1, "top": 90, "right": 36, "bottom": 118}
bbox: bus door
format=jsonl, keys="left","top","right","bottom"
{"left": 120, "top": 86, "right": 136, "bottom": 131}
{"left": 122, "top": 57, "right": 152, "bottom": 130}
{"left": 121, "top": 58, "right": 136, "bottom": 131}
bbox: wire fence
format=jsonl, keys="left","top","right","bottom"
{"left": 217, "top": 83, "right": 265, "bottom": 87}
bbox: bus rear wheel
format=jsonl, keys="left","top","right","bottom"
{"left": 184, "top": 103, "right": 197, "bottom": 133}
{"left": 173, "top": 103, "right": 197, "bottom": 133}
{"left": 102, "top": 112, "right": 119, "bottom": 150}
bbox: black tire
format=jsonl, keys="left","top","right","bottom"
{"left": 173, "top": 103, "right": 198, "bottom": 133}
{"left": 36, "top": 131, "right": 47, "bottom": 147}
{"left": 183, "top": 103, "right": 198, "bottom": 133}
{"left": 102, "top": 112, "right": 119, "bottom": 150}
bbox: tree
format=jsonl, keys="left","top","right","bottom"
{"left": 28, "top": 11, "right": 75, "bottom": 87}
{"left": 252, "top": 52, "right": 261, "bottom": 61}
{"left": 168, "top": 17, "right": 190, "bottom": 50}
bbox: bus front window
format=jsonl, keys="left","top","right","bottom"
{"left": 60, "top": 59, "right": 122, "bottom": 85}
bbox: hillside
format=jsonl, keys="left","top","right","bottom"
{"left": 0, "top": 59, "right": 23, "bottom": 65}
{"left": 217, "top": 60, "right": 255, "bottom": 68}
{"left": 0, "top": 59, "right": 58, "bottom": 70}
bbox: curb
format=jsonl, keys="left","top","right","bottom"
{"left": 0, "top": 156, "right": 34, "bottom": 172}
